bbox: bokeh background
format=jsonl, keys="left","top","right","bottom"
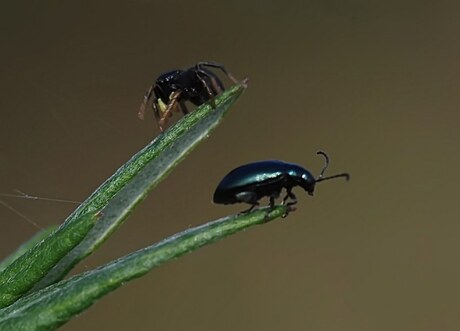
{"left": 1, "top": 1, "right": 459, "bottom": 330}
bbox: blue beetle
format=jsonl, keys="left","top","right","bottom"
{"left": 213, "top": 151, "right": 349, "bottom": 214}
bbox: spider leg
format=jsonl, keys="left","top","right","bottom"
{"left": 179, "top": 100, "right": 189, "bottom": 115}
{"left": 195, "top": 70, "right": 217, "bottom": 108}
{"left": 158, "top": 90, "right": 181, "bottom": 132}
{"left": 196, "top": 69, "right": 224, "bottom": 94}
{"left": 138, "top": 84, "right": 154, "bottom": 120}
{"left": 197, "top": 61, "right": 238, "bottom": 84}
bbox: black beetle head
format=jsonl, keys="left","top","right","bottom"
{"left": 299, "top": 173, "right": 316, "bottom": 196}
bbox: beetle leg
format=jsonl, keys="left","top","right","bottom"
{"left": 282, "top": 204, "right": 297, "bottom": 218}
{"left": 269, "top": 196, "right": 276, "bottom": 209}
{"left": 158, "top": 90, "right": 181, "bottom": 132}
{"left": 239, "top": 203, "right": 259, "bottom": 215}
{"left": 282, "top": 188, "right": 293, "bottom": 205}
{"left": 286, "top": 192, "right": 297, "bottom": 206}
{"left": 138, "top": 84, "right": 154, "bottom": 120}
{"left": 235, "top": 191, "right": 260, "bottom": 214}
{"left": 281, "top": 189, "right": 297, "bottom": 218}
{"left": 197, "top": 61, "right": 239, "bottom": 84}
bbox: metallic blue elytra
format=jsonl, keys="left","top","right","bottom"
{"left": 213, "top": 160, "right": 316, "bottom": 202}
{"left": 213, "top": 151, "right": 350, "bottom": 214}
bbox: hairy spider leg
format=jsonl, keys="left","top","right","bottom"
{"left": 158, "top": 90, "right": 182, "bottom": 131}
{"left": 195, "top": 69, "right": 219, "bottom": 108}
{"left": 138, "top": 84, "right": 155, "bottom": 120}
{"left": 178, "top": 100, "right": 189, "bottom": 115}
{"left": 197, "top": 61, "right": 239, "bottom": 84}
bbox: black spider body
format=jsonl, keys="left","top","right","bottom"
{"left": 139, "top": 62, "right": 237, "bottom": 131}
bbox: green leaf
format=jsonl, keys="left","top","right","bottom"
{"left": 32, "top": 82, "right": 247, "bottom": 291}
{"left": 0, "top": 211, "right": 99, "bottom": 308}
{"left": 0, "top": 206, "right": 287, "bottom": 331}
{"left": 0, "top": 226, "right": 57, "bottom": 273}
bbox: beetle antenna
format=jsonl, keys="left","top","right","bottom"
{"left": 316, "top": 151, "right": 330, "bottom": 179}
{"left": 315, "top": 151, "right": 350, "bottom": 183}
{"left": 316, "top": 172, "right": 350, "bottom": 183}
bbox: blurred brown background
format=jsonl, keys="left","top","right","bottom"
{"left": 1, "top": 1, "right": 459, "bottom": 330}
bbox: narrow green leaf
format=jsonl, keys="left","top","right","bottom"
{"left": 0, "top": 226, "right": 57, "bottom": 273}
{"left": 33, "top": 82, "right": 247, "bottom": 290}
{"left": 0, "top": 206, "right": 287, "bottom": 331}
{"left": 0, "top": 211, "right": 99, "bottom": 308}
